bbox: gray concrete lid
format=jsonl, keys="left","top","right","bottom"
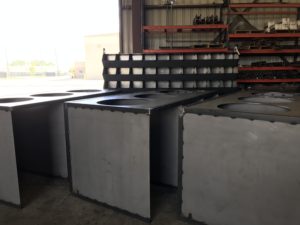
{"left": 0, "top": 97, "right": 34, "bottom": 103}
{"left": 239, "top": 96, "right": 294, "bottom": 104}
{"left": 31, "top": 93, "right": 74, "bottom": 97}
{"left": 67, "top": 89, "right": 102, "bottom": 93}
{"left": 65, "top": 89, "right": 219, "bottom": 114}
{"left": 185, "top": 91, "right": 300, "bottom": 124}
{"left": 0, "top": 89, "right": 117, "bottom": 111}
{"left": 218, "top": 103, "right": 289, "bottom": 114}
{"left": 98, "top": 98, "right": 149, "bottom": 106}
{"left": 254, "top": 92, "right": 296, "bottom": 98}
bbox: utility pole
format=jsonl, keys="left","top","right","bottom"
{"left": 5, "top": 48, "right": 10, "bottom": 78}
{"left": 54, "top": 48, "right": 59, "bottom": 76}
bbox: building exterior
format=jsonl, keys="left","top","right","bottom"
{"left": 84, "top": 33, "right": 119, "bottom": 80}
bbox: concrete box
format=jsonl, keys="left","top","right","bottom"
{"left": 180, "top": 91, "right": 300, "bottom": 225}
{"left": 0, "top": 90, "right": 116, "bottom": 206}
{"left": 66, "top": 90, "right": 219, "bottom": 220}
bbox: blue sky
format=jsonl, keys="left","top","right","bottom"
{"left": 0, "top": 0, "right": 119, "bottom": 67}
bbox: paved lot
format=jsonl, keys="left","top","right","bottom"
{"left": 0, "top": 76, "right": 104, "bottom": 97}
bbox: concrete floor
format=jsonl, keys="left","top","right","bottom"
{"left": 0, "top": 173, "right": 188, "bottom": 225}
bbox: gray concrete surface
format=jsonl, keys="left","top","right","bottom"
{"left": 182, "top": 114, "right": 300, "bottom": 225}
{"left": 0, "top": 173, "right": 188, "bottom": 225}
{"left": 68, "top": 108, "right": 151, "bottom": 219}
{"left": 0, "top": 110, "right": 20, "bottom": 205}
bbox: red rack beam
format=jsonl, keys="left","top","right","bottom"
{"left": 124, "top": 4, "right": 225, "bottom": 10}
{"left": 143, "top": 48, "right": 229, "bottom": 53}
{"left": 229, "top": 3, "right": 300, "bottom": 8}
{"left": 226, "top": 11, "right": 298, "bottom": 15}
{"left": 239, "top": 49, "right": 300, "bottom": 54}
{"left": 230, "top": 33, "right": 300, "bottom": 39}
{"left": 239, "top": 66, "right": 300, "bottom": 71}
{"left": 143, "top": 25, "right": 228, "bottom": 32}
{"left": 237, "top": 79, "right": 300, "bottom": 83}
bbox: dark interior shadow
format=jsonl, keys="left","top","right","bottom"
{"left": 19, "top": 172, "right": 66, "bottom": 207}
{"left": 151, "top": 184, "right": 177, "bottom": 220}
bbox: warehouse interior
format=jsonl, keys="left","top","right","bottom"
{"left": 1, "top": 1, "right": 300, "bottom": 225}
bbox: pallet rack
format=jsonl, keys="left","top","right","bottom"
{"left": 227, "top": 1, "right": 300, "bottom": 84}
{"left": 142, "top": 3, "right": 227, "bottom": 54}
{"left": 143, "top": 48, "right": 229, "bottom": 54}
{"left": 237, "top": 79, "right": 300, "bottom": 83}
{"left": 239, "top": 66, "right": 300, "bottom": 71}
{"left": 229, "top": 33, "right": 300, "bottom": 39}
{"left": 125, "top": 1, "right": 300, "bottom": 86}
{"left": 143, "top": 24, "right": 228, "bottom": 32}
{"left": 229, "top": 3, "right": 300, "bottom": 8}
{"left": 238, "top": 49, "right": 300, "bottom": 55}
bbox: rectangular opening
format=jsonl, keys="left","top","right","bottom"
{"left": 158, "top": 68, "right": 169, "bottom": 75}
{"left": 145, "top": 55, "right": 156, "bottom": 61}
{"left": 171, "top": 68, "right": 183, "bottom": 75}
{"left": 120, "top": 55, "right": 130, "bottom": 61}
{"left": 108, "top": 68, "right": 117, "bottom": 75}
{"left": 107, "top": 54, "right": 117, "bottom": 61}
{"left": 145, "top": 81, "right": 156, "bottom": 89}
{"left": 120, "top": 68, "right": 130, "bottom": 75}
{"left": 145, "top": 68, "right": 156, "bottom": 75}
{"left": 132, "top": 55, "right": 143, "bottom": 61}
{"left": 133, "top": 68, "right": 143, "bottom": 75}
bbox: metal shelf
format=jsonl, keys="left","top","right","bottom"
{"left": 239, "top": 49, "right": 300, "bottom": 55}
{"left": 143, "top": 25, "right": 228, "bottom": 32}
{"left": 229, "top": 3, "right": 300, "bottom": 8}
{"left": 226, "top": 11, "right": 298, "bottom": 15}
{"left": 229, "top": 33, "right": 300, "bottom": 39}
{"left": 139, "top": 1, "right": 300, "bottom": 86}
{"left": 239, "top": 66, "right": 300, "bottom": 71}
{"left": 143, "top": 48, "right": 229, "bottom": 53}
{"left": 237, "top": 79, "right": 300, "bottom": 83}
{"left": 123, "top": 3, "right": 225, "bottom": 10}
{"left": 227, "top": 2, "right": 300, "bottom": 85}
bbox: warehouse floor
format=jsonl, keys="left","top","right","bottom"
{"left": 0, "top": 173, "right": 188, "bottom": 225}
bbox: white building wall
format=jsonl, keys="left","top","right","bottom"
{"left": 84, "top": 33, "right": 120, "bottom": 80}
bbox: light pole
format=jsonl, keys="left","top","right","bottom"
{"left": 54, "top": 48, "right": 59, "bottom": 76}
{"left": 5, "top": 48, "right": 10, "bottom": 78}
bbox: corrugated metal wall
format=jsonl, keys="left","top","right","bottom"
{"left": 120, "top": 0, "right": 300, "bottom": 64}
{"left": 120, "top": 0, "right": 133, "bottom": 53}
{"left": 145, "top": 0, "right": 224, "bottom": 49}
